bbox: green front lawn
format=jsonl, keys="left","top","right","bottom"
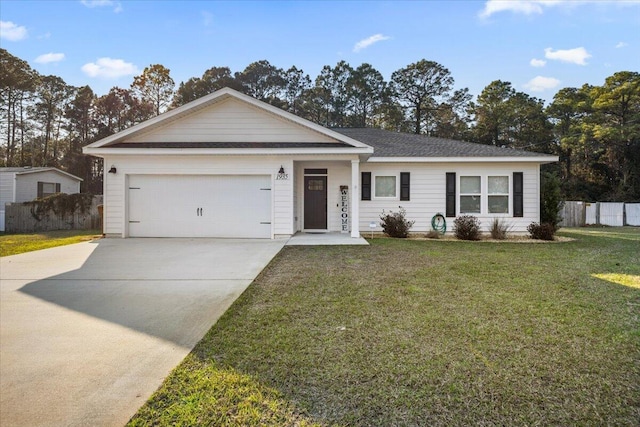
{"left": 0, "top": 229, "right": 102, "bottom": 257}
{"left": 129, "top": 228, "right": 640, "bottom": 426}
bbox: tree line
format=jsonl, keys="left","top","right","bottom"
{"left": 1, "top": 48, "right": 638, "bottom": 200}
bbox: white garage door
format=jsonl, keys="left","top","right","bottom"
{"left": 128, "top": 175, "right": 272, "bottom": 238}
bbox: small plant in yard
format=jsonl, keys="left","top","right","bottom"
{"left": 527, "top": 222, "right": 556, "bottom": 240}
{"left": 425, "top": 230, "right": 441, "bottom": 239}
{"left": 379, "top": 207, "right": 415, "bottom": 238}
{"left": 490, "top": 218, "right": 511, "bottom": 240}
{"left": 453, "top": 215, "right": 481, "bottom": 240}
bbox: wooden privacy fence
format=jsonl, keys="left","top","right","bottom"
{"left": 559, "top": 201, "right": 640, "bottom": 227}
{"left": 5, "top": 195, "right": 103, "bottom": 233}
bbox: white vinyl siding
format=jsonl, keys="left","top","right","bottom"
{"left": 126, "top": 98, "right": 338, "bottom": 144}
{"left": 359, "top": 163, "right": 541, "bottom": 234}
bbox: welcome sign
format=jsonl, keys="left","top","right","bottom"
{"left": 340, "top": 185, "right": 349, "bottom": 233}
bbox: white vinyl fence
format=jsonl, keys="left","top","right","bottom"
{"left": 560, "top": 201, "right": 640, "bottom": 227}
{"left": 626, "top": 203, "right": 640, "bottom": 226}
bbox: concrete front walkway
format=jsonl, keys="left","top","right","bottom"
{"left": 0, "top": 238, "right": 285, "bottom": 427}
{"left": 286, "top": 232, "right": 369, "bottom": 245}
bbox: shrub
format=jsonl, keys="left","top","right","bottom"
{"left": 490, "top": 218, "right": 511, "bottom": 240}
{"left": 379, "top": 207, "right": 415, "bottom": 238}
{"left": 540, "top": 172, "right": 564, "bottom": 231}
{"left": 527, "top": 222, "right": 556, "bottom": 240}
{"left": 453, "top": 215, "right": 481, "bottom": 241}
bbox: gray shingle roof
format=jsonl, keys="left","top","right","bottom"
{"left": 332, "top": 128, "right": 552, "bottom": 158}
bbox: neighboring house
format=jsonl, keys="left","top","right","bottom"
{"left": 0, "top": 167, "right": 83, "bottom": 232}
{"left": 83, "top": 87, "right": 557, "bottom": 239}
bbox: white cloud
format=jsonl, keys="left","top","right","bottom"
{"left": 479, "top": 0, "right": 640, "bottom": 18}
{"left": 81, "top": 0, "right": 123, "bottom": 13}
{"left": 544, "top": 47, "right": 591, "bottom": 65}
{"left": 524, "top": 76, "right": 561, "bottom": 92}
{"left": 81, "top": 57, "right": 138, "bottom": 78}
{"left": 202, "top": 11, "right": 213, "bottom": 27}
{"left": 0, "top": 21, "right": 28, "bottom": 41}
{"left": 530, "top": 58, "right": 546, "bottom": 67}
{"left": 34, "top": 53, "right": 65, "bottom": 64}
{"left": 353, "top": 34, "right": 390, "bottom": 53}
{"left": 615, "top": 41, "right": 628, "bottom": 48}
{"left": 481, "top": 1, "right": 542, "bottom": 18}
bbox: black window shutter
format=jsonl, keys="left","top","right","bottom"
{"left": 513, "top": 172, "right": 523, "bottom": 217}
{"left": 446, "top": 173, "right": 456, "bottom": 217}
{"left": 37, "top": 182, "right": 44, "bottom": 199}
{"left": 400, "top": 172, "right": 410, "bottom": 201}
{"left": 55, "top": 183, "right": 61, "bottom": 193}
{"left": 361, "top": 172, "right": 371, "bottom": 201}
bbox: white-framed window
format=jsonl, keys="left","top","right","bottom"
{"left": 374, "top": 175, "right": 397, "bottom": 198}
{"left": 488, "top": 176, "right": 509, "bottom": 213}
{"left": 460, "top": 176, "right": 481, "bottom": 213}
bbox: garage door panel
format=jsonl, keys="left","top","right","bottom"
{"left": 128, "top": 175, "right": 271, "bottom": 238}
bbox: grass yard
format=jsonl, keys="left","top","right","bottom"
{"left": 129, "top": 228, "right": 640, "bottom": 426}
{"left": 0, "top": 229, "right": 102, "bottom": 257}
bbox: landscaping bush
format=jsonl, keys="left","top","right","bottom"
{"left": 540, "top": 172, "right": 564, "bottom": 230}
{"left": 490, "top": 218, "right": 511, "bottom": 240}
{"left": 527, "top": 222, "right": 556, "bottom": 240}
{"left": 453, "top": 215, "right": 481, "bottom": 240}
{"left": 379, "top": 207, "right": 415, "bottom": 238}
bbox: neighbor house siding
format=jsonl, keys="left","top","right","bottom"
{"left": 359, "top": 162, "right": 541, "bottom": 234}
{"left": 0, "top": 172, "right": 15, "bottom": 208}
{"left": 14, "top": 171, "right": 80, "bottom": 202}
{"left": 102, "top": 155, "right": 294, "bottom": 237}
{"left": 125, "top": 98, "right": 338, "bottom": 144}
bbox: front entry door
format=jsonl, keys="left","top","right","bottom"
{"left": 304, "top": 176, "right": 327, "bottom": 229}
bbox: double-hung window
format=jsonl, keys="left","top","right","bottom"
{"left": 459, "top": 176, "right": 481, "bottom": 214}
{"left": 488, "top": 176, "right": 509, "bottom": 213}
{"left": 375, "top": 175, "right": 397, "bottom": 198}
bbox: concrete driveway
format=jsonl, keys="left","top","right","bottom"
{"left": 0, "top": 238, "right": 285, "bottom": 427}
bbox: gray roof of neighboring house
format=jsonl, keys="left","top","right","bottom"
{"left": 332, "top": 128, "right": 553, "bottom": 158}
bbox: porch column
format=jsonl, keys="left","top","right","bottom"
{"left": 351, "top": 159, "right": 360, "bottom": 238}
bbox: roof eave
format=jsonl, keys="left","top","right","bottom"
{"left": 367, "top": 156, "right": 559, "bottom": 163}
{"left": 83, "top": 146, "right": 374, "bottom": 157}
{"left": 15, "top": 167, "right": 83, "bottom": 181}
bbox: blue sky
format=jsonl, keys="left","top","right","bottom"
{"left": 1, "top": 0, "right": 639, "bottom": 103}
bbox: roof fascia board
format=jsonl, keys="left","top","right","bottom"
{"left": 366, "top": 156, "right": 559, "bottom": 163}
{"left": 84, "top": 87, "right": 371, "bottom": 150}
{"left": 84, "top": 146, "right": 374, "bottom": 156}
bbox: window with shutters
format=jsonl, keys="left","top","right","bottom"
{"left": 488, "top": 176, "right": 509, "bottom": 213}
{"left": 374, "top": 175, "right": 397, "bottom": 198}
{"left": 456, "top": 175, "right": 515, "bottom": 215}
{"left": 460, "top": 176, "right": 481, "bottom": 214}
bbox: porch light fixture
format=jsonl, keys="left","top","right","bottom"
{"left": 108, "top": 166, "right": 117, "bottom": 174}
{"left": 278, "top": 165, "right": 285, "bottom": 175}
